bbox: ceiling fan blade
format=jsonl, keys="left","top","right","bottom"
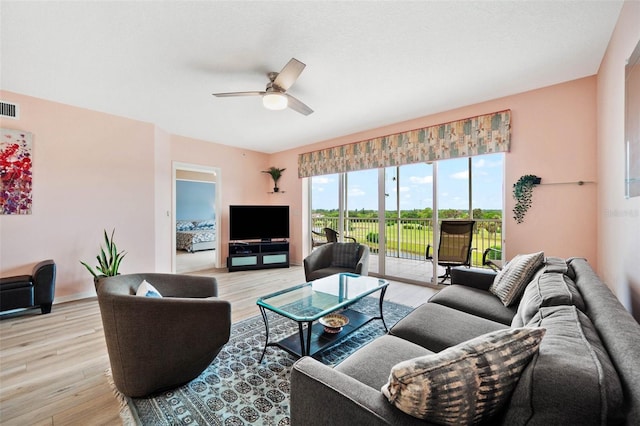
{"left": 285, "top": 94, "right": 313, "bottom": 116}
{"left": 273, "top": 58, "right": 306, "bottom": 91}
{"left": 212, "top": 91, "right": 264, "bottom": 97}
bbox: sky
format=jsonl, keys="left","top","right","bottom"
{"left": 311, "top": 153, "right": 504, "bottom": 211}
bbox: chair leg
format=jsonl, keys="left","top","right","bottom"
{"left": 437, "top": 266, "right": 452, "bottom": 284}
{"left": 40, "top": 303, "right": 52, "bottom": 314}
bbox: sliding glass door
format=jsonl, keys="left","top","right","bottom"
{"left": 309, "top": 153, "right": 504, "bottom": 286}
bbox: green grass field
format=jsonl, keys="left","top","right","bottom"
{"left": 314, "top": 219, "right": 502, "bottom": 266}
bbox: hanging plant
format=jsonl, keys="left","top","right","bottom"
{"left": 512, "top": 175, "right": 541, "bottom": 224}
{"left": 262, "top": 166, "right": 285, "bottom": 192}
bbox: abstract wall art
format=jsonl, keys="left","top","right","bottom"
{"left": 1, "top": 128, "right": 33, "bottom": 214}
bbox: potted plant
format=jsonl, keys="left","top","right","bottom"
{"left": 512, "top": 174, "right": 541, "bottom": 224}
{"left": 80, "top": 229, "right": 127, "bottom": 280}
{"left": 262, "top": 166, "right": 286, "bottom": 192}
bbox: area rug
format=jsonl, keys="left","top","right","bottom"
{"left": 115, "top": 297, "right": 413, "bottom": 425}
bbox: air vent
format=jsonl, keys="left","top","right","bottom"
{"left": 0, "top": 101, "right": 19, "bottom": 119}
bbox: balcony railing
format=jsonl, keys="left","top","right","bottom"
{"left": 312, "top": 216, "right": 502, "bottom": 268}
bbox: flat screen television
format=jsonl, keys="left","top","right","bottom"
{"left": 229, "top": 205, "right": 289, "bottom": 241}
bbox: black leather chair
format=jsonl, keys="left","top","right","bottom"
{"left": 0, "top": 259, "right": 56, "bottom": 314}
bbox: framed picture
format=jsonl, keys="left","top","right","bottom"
{"left": 1, "top": 128, "right": 33, "bottom": 214}
{"left": 626, "top": 39, "right": 640, "bottom": 198}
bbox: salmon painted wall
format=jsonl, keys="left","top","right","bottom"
{"left": 274, "top": 76, "right": 598, "bottom": 267}
{"left": 0, "top": 91, "right": 157, "bottom": 300}
{"left": 169, "top": 134, "right": 272, "bottom": 263}
{"left": 0, "top": 91, "right": 272, "bottom": 301}
{"left": 0, "top": 75, "right": 603, "bottom": 302}
{"left": 596, "top": 0, "right": 640, "bottom": 315}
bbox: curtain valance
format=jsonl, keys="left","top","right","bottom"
{"left": 298, "top": 110, "right": 511, "bottom": 178}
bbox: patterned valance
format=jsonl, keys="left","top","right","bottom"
{"left": 298, "top": 110, "right": 511, "bottom": 178}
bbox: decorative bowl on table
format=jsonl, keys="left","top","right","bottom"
{"left": 319, "top": 313, "right": 349, "bottom": 334}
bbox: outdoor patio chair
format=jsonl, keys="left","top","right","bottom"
{"left": 482, "top": 247, "right": 503, "bottom": 271}
{"left": 324, "top": 227, "right": 357, "bottom": 243}
{"left": 426, "top": 220, "right": 476, "bottom": 283}
{"left": 311, "top": 229, "right": 328, "bottom": 248}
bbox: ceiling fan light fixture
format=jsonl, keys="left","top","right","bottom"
{"left": 262, "top": 92, "right": 288, "bottom": 110}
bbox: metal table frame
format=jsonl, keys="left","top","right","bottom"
{"left": 256, "top": 274, "right": 389, "bottom": 362}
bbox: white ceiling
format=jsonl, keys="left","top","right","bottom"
{"left": 1, "top": 1, "right": 623, "bottom": 154}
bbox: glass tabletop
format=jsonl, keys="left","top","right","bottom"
{"left": 256, "top": 273, "right": 389, "bottom": 322}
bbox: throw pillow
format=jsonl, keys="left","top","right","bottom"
{"left": 489, "top": 251, "right": 544, "bottom": 306}
{"left": 381, "top": 327, "right": 545, "bottom": 425}
{"left": 331, "top": 243, "right": 360, "bottom": 268}
{"left": 136, "top": 280, "right": 162, "bottom": 298}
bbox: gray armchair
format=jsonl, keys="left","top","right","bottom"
{"left": 304, "top": 242, "right": 369, "bottom": 282}
{"left": 95, "top": 273, "right": 231, "bottom": 397}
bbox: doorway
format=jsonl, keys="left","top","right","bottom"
{"left": 172, "top": 162, "right": 221, "bottom": 273}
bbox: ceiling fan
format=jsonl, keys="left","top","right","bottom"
{"left": 212, "top": 58, "right": 313, "bottom": 115}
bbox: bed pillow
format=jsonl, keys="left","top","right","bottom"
{"left": 490, "top": 251, "right": 544, "bottom": 306}
{"left": 136, "top": 280, "right": 162, "bottom": 298}
{"left": 194, "top": 219, "right": 215, "bottom": 229}
{"left": 381, "top": 327, "right": 545, "bottom": 424}
{"left": 176, "top": 220, "right": 195, "bottom": 231}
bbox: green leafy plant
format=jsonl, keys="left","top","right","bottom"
{"left": 262, "top": 166, "right": 285, "bottom": 192}
{"left": 80, "top": 229, "right": 127, "bottom": 278}
{"left": 512, "top": 175, "right": 541, "bottom": 224}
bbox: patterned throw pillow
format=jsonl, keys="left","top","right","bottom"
{"left": 136, "top": 280, "right": 162, "bottom": 298}
{"left": 381, "top": 327, "right": 545, "bottom": 425}
{"left": 330, "top": 243, "right": 360, "bottom": 268}
{"left": 489, "top": 251, "right": 544, "bottom": 306}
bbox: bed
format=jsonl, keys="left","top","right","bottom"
{"left": 176, "top": 220, "right": 216, "bottom": 252}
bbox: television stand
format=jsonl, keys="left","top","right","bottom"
{"left": 227, "top": 241, "right": 289, "bottom": 272}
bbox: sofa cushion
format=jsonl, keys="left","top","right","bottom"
{"left": 511, "top": 271, "right": 585, "bottom": 327}
{"left": 331, "top": 243, "right": 360, "bottom": 268}
{"left": 390, "top": 302, "right": 507, "bottom": 352}
{"left": 381, "top": 327, "right": 545, "bottom": 425}
{"left": 504, "top": 305, "right": 624, "bottom": 425}
{"left": 335, "top": 335, "right": 434, "bottom": 390}
{"left": 429, "top": 285, "right": 516, "bottom": 325}
{"left": 489, "top": 251, "right": 544, "bottom": 306}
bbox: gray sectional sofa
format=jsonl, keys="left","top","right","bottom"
{"left": 290, "top": 257, "right": 640, "bottom": 425}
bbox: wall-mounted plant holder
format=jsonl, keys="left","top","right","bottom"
{"left": 513, "top": 175, "right": 541, "bottom": 224}
{"left": 262, "top": 166, "right": 285, "bottom": 193}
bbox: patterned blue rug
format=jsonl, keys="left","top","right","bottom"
{"left": 124, "top": 297, "right": 413, "bottom": 425}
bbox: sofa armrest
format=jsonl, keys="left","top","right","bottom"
{"left": 290, "top": 357, "right": 423, "bottom": 426}
{"left": 32, "top": 260, "right": 56, "bottom": 307}
{"left": 450, "top": 267, "right": 497, "bottom": 290}
{"left": 355, "top": 245, "right": 370, "bottom": 275}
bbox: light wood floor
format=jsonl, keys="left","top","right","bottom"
{"left": 0, "top": 266, "right": 438, "bottom": 425}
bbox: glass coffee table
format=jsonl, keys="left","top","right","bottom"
{"left": 256, "top": 273, "right": 389, "bottom": 362}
